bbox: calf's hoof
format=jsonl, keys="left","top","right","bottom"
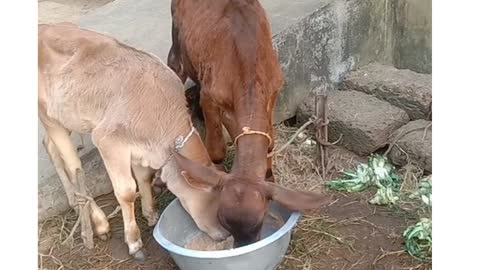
{"left": 92, "top": 218, "right": 110, "bottom": 240}
{"left": 97, "top": 232, "right": 109, "bottom": 241}
{"left": 152, "top": 170, "right": 167, "bottom": 194}
{"left": 132, "top": 249, "right": 146, "bottom": 263}
{"left": 146, "top": 211, "right": 160, "bottom": 227}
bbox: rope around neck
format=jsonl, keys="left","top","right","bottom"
{"left": 234, "top": 126, "right": 273, "bottom": 147}
{"left": 174, "top": 125, "right": 196, "bottom": 151}
{"left": 151, "top": 124, "right": 197, "bottom": 187}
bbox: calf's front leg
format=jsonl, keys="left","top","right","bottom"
{"left": 132, "top": 164, "right": 159, "bottom": 226}
{"left": 200, "top": 93, "right": 226, "bottom": 171}
{"left": 95, "top": 137, "right": 145, "bottom": 261}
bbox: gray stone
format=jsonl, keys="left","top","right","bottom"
{"left": 307, "top": 90, "right": 410, "bottom": 156}
{"left": 38, "top": 149, "right": 113, "bottom": 222}
{"left": 342, "top": 63, "right": 432, "bottom": 120}
{"left": 388, "top": 120, "right": 432, "bottom": 172}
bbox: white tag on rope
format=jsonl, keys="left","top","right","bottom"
{"left": 174, "top": 125, "right": 196, "bottom": 152}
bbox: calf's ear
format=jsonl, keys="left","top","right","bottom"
{"left": 262, "top": 182, "right": 332, "bottom": 211}
{"left": 172, "top": 151, "right": 228, "bottom": 191}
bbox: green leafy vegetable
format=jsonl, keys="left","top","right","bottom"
{"left": 403, "top": 218, "right": 432, "bottom": 261}
{"left": 326, "top": 154, "right": 402, "bottom": 205}
{"left": 369, "top": 186, "right": 400, "bottom": 205}
{"left": 326, "top": 155, "right": 432, "bottom": 261}
{"left": 409, "top": 176, "right": 432, "bottom": 207}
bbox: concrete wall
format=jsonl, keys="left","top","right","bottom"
{"left": 393, "top": 0, "right": 432, "bottom": 74}
{"left": 273, "top": 0, "right": 432, "bottom": 122}
{"left": 273, "top": 0, "right": 396, "bottom": 122}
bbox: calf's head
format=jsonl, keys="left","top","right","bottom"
{"left": 173, "top": 152, "right": 331, "bottom": 248}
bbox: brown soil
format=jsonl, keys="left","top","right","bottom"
{"left": 38, "top": 192, "right": 429, "bottom": 270}
{"left": 279, "top": 192, "right": 429, "bottom": 270}
{"left": 38, "top": 126, "right": 431, "bottom": 270}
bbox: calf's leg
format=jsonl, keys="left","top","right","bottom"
{"left": 222, "top": 110, "right": 238, "bottom": 143}
{"left": 95, "top": 137, "right": 145, "bottom": 260}
{"left": 43, "top": 135, "right": 77, "bottom": 210}
{"left": 43, "top": 126, "right": 110, "bottom": 246}
{"left": 132, "top": 164, "right": 159, "bottom": 226}
{"left": 266, "top": 95, "right": 279, "bottom": 183}
{"left": 200, "top": 93, "right": 226, "bottom": 170}
{"left": 266, "top": 116, "right": 276, "bottom": 183}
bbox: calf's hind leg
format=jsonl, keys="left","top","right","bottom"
{"left": 43, "top": 135, "right": 77, "bottom": 210}
{"left": 43, "top": 126, "right": 110, "bottom": 247}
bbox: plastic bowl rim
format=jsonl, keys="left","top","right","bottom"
{"left": 153, "top": 198, "right": 301, "bottom": 259}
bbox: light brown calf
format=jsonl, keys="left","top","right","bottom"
{"left": 38, "top": 23, "right": 229, "bottom": 260}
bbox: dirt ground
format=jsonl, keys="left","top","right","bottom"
{"left": 38, "top": 126, "right": 431, "bottom": 270}
{"left": 39, "top": 191, "right": 177, "bottom": 270}
{"left": 39, "top": 193, "right": 428, "bottom": 270}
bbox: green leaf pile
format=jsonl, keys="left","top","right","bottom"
{"left": 409, "top": 176, "right": 432, "bottom": 207}
{"left": 326, "top": 154, "right": 402, "bottom": 205}
{"left": 403, "top": 218, "right": 432, "bottom": 261}
{"left": 326, "top": 155, "right": 432, "bottom": 261}
{"left": 404, "top": 176, "right": 432, "bottom": 260}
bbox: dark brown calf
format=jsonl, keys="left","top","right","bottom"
{"left": 167, "top": 0, "right": 331, "bottom": 247}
